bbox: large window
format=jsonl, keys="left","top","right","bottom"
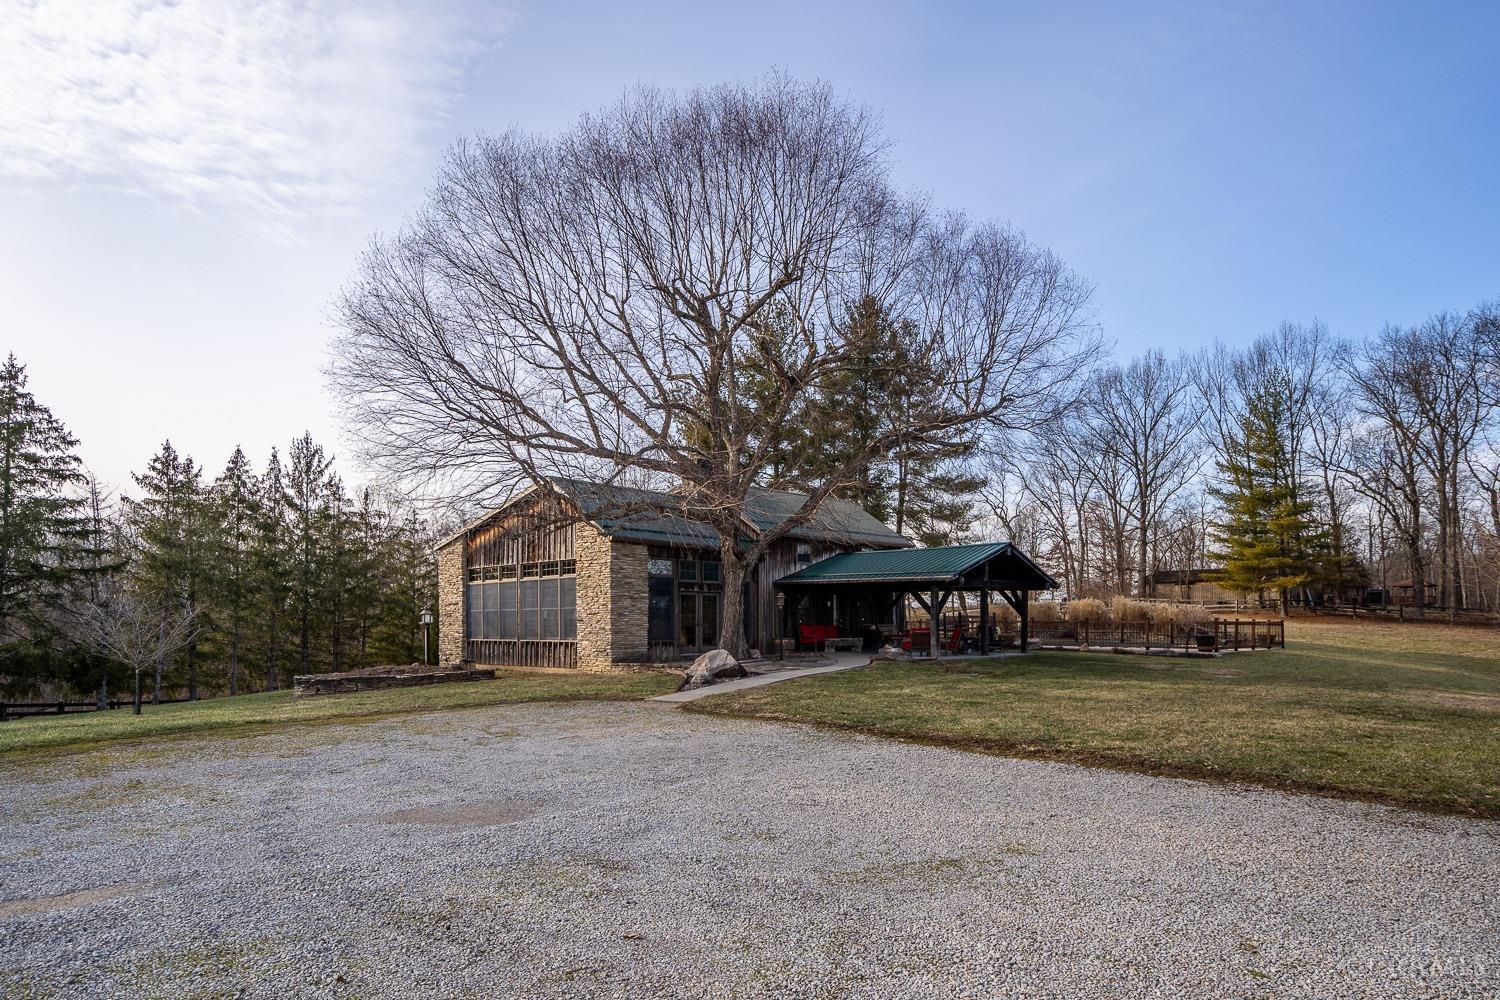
{"left": 467, "top": 561, "right": 576, "bottom": 641}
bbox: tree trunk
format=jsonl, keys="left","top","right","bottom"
{"left": 153, "top": 628, "right": 164, "bottom": 705}
{"left": 186, "top": 636, "right": 198, "bottom": 701}
{"left": 96, "top": 666, "right": 107, "bottom": 711}
{"left": 133, "top": 669, "right": 143, "bottom": 715}
{"left": 718, "top": 544, "right": 748, "bottom": 659}
{"left": 228, "top": 631, "right": 239, "bottom": 697}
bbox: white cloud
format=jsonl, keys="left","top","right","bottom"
{"left": 0, "top": 0, "right": 509, "bottom": 233}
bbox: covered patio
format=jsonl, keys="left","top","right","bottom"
{"left": 774, "top": 541, "right": 1059, "bottom": 658}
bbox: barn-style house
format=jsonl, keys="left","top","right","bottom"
{"left": 436, "top": 477, "right": 1054, "bottom": 669}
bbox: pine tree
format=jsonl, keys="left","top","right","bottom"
{"left": 368, "top": 500, "right": 437, "bottom": 665}
{"left": 343, "top": 487, "right": 388, "bottom": 666}
{"left": 209, "top": 448, "right": 258, "bottom": 696}
{"left": 0, "top": 355, "right": 89, "bottom": 653}
{"left": 1209, "top": 379, "right": 1330, "bottom": 614}
{"left": 284, "top": 433, "right": 333, "bottom": 674}
{"left": 251, "top": 450, "right": 291, "bottom": 691}
{"left": 741, "top": 297, "right": 982, "bottom": 537}
{"left": 321, "top": 474, "right": 354, "bottom": 672}
{"left": 127, "top": 441, "right": 213, "bottom": 700}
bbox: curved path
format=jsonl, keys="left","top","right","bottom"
{"left": 648, "top": 650, "right": 874, "bottom": 703}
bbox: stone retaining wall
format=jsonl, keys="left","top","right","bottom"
{"left": 293, "top": 668, "right": 496, "bottom": 697}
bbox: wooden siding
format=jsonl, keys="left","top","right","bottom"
{"left": 752, "top": 538, "right": 849, "bottom": 651}
{"left": 465, "top": 638, "right": 578, "bottom": 668}
{"left": 465, "top": 492, "right": 576, "bottom": 567}
{"left": 464, "top": 491, "right": 579, "bottom": 668}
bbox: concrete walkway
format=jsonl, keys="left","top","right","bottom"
{"left": 648, "top": 650, "right": 873, "bottom": 703}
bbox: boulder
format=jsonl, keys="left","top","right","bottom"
{"left": 681, "top": 649, "right": 747, "bottom": 690}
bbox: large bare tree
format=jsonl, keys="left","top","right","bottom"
{"left": 330, "top": 78, "right": 1095, "bottom": 655}
{"left": 1084, "top": 351, "right": 1201, "bottom": 595}
{"left": 1347, "top": 314, "right": 1493, "bottom": 618}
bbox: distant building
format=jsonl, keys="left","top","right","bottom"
{"left": 1144, "top": 569, "right": 1236, "bottom": 604}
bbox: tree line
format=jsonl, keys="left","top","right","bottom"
{"left": 989, "top": 307, "right": 1500, "bottom": 617}
{"left": 0, "top": 355, "right": 438, "bottom": 704}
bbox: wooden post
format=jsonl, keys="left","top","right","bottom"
{"left": 979, "top": 588, "right": 990, "bottom": 654}
{"left": 1019, "top": 590, "right": 1030, "bottom": 651}
{"left": 930, "top": 588, "right": 941, "bottom": 658}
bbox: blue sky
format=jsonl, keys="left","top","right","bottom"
{"left": 2, "top": 0, "right": 1496, "bottom": 490}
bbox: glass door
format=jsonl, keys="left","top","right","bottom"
{"left": 678, "top": 591, "right": 722, "bottom": 650}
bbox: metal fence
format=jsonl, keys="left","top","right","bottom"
{"left": 1031, "top": 617, "right": 1285, "bottom": 652}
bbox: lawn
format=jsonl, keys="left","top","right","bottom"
{"left": 0, "top": 669, "right": 678, "bottom": 761}
{"left": 691, "top": 618, "right": 1500, "bottom": 817}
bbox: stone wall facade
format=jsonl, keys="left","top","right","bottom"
{"left": 439, "top": 513, "right": 654, "bottom": 672}
{"left": 574, "top": 522, "right": 650, "bottom": 669}
{"left": 436, "top": 539, "right": 465, "bottom": 666}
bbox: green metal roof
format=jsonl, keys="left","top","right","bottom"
{"left": 774, "top": 541, "right": 1057, "bottom": 589}
{"left": 552, "top": 477, "right": 912, "bottom": 550}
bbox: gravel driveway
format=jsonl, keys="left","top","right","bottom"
{"left": 1, "top": 700, "right": 1495, "bottom": 999}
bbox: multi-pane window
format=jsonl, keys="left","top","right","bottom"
{"left": 467, "top": 561, "right": 576, "bottom": 641}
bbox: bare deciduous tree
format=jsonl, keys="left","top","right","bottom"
{"left": 1084, "top": 351, "right": 1201, "bottom": 595}
{"left": 70, "top": 589, "right": 199, "bottom": 714}
{"left": 1346, "top": 314, "right": 1491, "bottom": 619}
{"left": 330, "top": 77, "right": 1096, "bottom": 655}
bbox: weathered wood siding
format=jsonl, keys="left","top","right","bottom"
{"left": 752, "top": 538, "right": 848, "bottom": 651}
{"left": 462, "top": 490, "right": 579, "bottom": 669}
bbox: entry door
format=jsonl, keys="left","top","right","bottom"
{"left": 678, "top": 591, "right": 721, "bottom": 650}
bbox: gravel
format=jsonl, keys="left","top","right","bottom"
{"left": 1, "top": 701, "right": 1495, "bottom": 999}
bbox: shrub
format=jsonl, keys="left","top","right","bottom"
{"left": 1030, "top": 600, "right": 1061, "bottom": 624}
{"left": 1147, "top": 602, "right": 1179, "bottom": 625}
{"left": 1110, "top": 596, "right": 1152, "bottom": 622}
{"left": 1067, "top": 597, "right": 1107, "bottom": 622}
{"left": 1169, "top": 604, "right": 1212, "bottom": 629}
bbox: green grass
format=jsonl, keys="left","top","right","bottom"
{"left": 690, "top": 618, "right": 1500, "bottom": 817}
{"left": 0, "top": 669, "right": 678, "bottom": 761}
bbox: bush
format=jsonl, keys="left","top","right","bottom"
{"left": 1169, "top": 604, "right": 1212, "bottom": 629}
{"left": 994, "top": 602, "right": 1019, "bottom": 629}
{"left": 1110, "top": 596, "right": 1152, "bottom": 622}
{"left": 1030, "top": 600, "right": 1061, "bottom": 624}
{"left": 1067, "top": 597, "right": 1106, "bottom": 622}
{"left": 1147, "top": 602, "right": 1179, "bottom": 625}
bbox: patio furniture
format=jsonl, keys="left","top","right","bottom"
{"left": 797, "top": 623, "right": 840, "bottom": 652}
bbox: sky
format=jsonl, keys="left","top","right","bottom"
{"left": 2, "top": 0, "right": 1497, "bottom": 493}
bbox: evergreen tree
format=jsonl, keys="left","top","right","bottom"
{"left": 1209, "top": 378, "right": 1330, "bottom": 613}
{"left": 284, "top": 433, "right": 332, "bottom": 674}
{"left": 0, "top": 355, "right": 89, "bottom": 654}
{"left": 321, "top": 474, "right": 354, "bottom": 671}
{"left": 209, "top": 448, "right": 258, "bottom": 696}
{"left": 251, "top": 449, "right": 291, "bottom": 691}
{"left": 740, "top": 297, "right": 983, "bottom": 537}
{"left": 127, "top": 441, "right": 213, "bottom": 699}
{"left": 343, "top": 487, "right": 388, "bottom": 666}
{"left": 367, "top": 500, "right": 437, "bottom": 665}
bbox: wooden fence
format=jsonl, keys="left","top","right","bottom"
{"left": 0, "top": 698, "right": 190, "bottom": 723}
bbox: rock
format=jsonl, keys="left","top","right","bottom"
{"left": 681, "top": 649, "right": 747, "bottom": 690}
{"left": 878, "top": 643, "right": 908, "bottom": 660}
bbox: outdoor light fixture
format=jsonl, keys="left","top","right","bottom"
{"left": 420, "top": 607, "right": 434, "bottom": 665}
